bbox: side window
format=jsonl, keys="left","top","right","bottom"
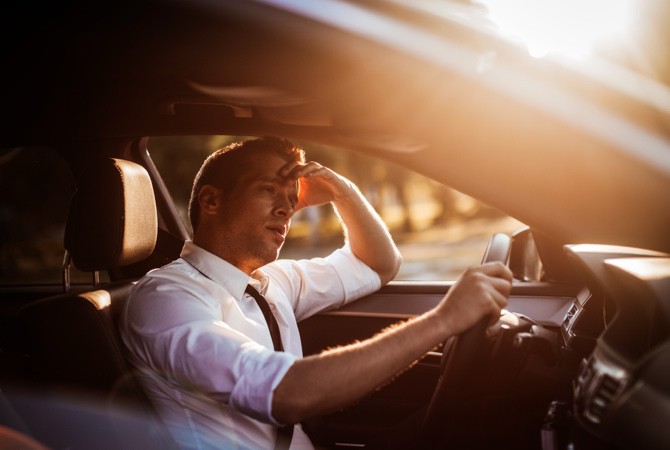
{"left": 0, "top": 147, "right": 90, "bottom": 286}
{"left": 148, "top": 136, "right": 524, "bottom": 281}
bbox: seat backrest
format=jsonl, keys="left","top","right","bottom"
{"left": 65, "top": 157, "right": 158, "bottom": 272}
{"left": 18, "top": 158, "right": 177, "bottom": 449}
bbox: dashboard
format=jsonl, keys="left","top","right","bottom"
{"left": 565, "top": 246, "right": 670, "bottom": 450}
{"left": 304, "top": 241, "right": 670, "bottom": 450}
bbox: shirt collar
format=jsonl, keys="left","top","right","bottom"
{"left": 180, "top": 241, "right": 252, "bottom": 301}
{"left": 250, "top": 269, "right": 269, "bottom": 294}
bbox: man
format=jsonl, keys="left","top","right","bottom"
{"left": 121, "top": 137, "right": 512, "bottom": 449}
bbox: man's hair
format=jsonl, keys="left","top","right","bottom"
{"left": 188, "top": 136, "right": 305, "bottom": 232}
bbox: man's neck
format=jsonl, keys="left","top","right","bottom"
{"left": 192, "top": 232, "right": 258, "bottom": 276}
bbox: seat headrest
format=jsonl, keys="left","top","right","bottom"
{"left": 65, "top": 158, "right": 158, "bottom": 272}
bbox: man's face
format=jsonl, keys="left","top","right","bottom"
{"left": 213, "top": 154, "right": 299, "bottom": 273}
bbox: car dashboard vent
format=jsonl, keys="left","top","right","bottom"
{"left": 561, "top": 302, "right": 582, "bottom": 344}
{"left": 585, "top": 374, "right": 624, "bottom": 423}
{"left": 575, "top": 353, "right": 629, "bottom": 425}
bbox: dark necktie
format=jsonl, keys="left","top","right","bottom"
{"left": 245, "top": 285, "right": 284, "bottom": 351}
{"left": 244, "top": 285, "right": 294, "bottom": 449}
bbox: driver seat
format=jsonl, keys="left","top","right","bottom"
{"left": 18, "top": 158, "right": 177, "bottom": 449}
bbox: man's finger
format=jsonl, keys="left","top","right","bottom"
{"left": 285, "top": 161, "right": 326, "bottom": 180}
{"left": 286, "top": 164, "right": 306, "bottom": 180}
{"left": 279, "top": 161, "right": 301, "bottom": 177}
{"left": 476, "top": 261, "right": 514, "bottom": 281}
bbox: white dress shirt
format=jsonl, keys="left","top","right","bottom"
{"left": 120, "top": 241, "right": 381, "bottom": 450}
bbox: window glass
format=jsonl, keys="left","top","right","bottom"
{"left": 148, "top": 136, "right": 524, "bottom": 280}
{"left": 0, "top": 147, "right": 98, "bottom": 286}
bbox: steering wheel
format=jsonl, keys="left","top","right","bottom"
{"left": 418, "top": 233, "right": 512, "bottom": 448}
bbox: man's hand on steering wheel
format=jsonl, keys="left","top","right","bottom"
{"left": 433, "top": 262, "right": 513, "bottom": 337}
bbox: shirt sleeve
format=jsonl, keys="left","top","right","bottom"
{"left": 123, "top": 275, "right": 297, "bottom": 425}
{"left": 263, "top": 243, "right": 382, "bottom": 321}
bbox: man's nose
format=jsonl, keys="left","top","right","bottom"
{"left": 273, "top": 194, "right": 294, "bottom": 218}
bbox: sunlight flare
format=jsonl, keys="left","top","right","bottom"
{"left": 481, "top": 0, "right": 633, "bottom": 58}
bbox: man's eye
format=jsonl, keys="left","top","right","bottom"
{"left": 263, "top": 185, "right": 275, "bottom": 193}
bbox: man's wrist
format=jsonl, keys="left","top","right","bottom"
{"left": 424, "top": 308, "right": 455, "bottom": 341}
{"left": 332, "top": 182, "right": 361, "bottom": 205}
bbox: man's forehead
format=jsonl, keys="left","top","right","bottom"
{"left": 259, "top": 173, "right": 299, "bottom": 188}
{"left": 244, "top": 159, "right": 299, "bottom": 189}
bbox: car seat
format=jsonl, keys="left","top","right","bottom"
{"left": 17, "top": 157, "right": 178, "bottom": 450}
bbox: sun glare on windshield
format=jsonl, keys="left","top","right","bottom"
{"left": 480, "top": 0, "right": 632, "bottom": 59}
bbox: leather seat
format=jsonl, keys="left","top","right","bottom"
{"left": 18, "top": 158, "right": 177, "bottom": 449}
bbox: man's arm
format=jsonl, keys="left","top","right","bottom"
{"left": 274, "top": 160, "right": 511, "bottom": 424}
{"left": 272, "top": 262, "right": 513, "bottom": 424}
{"left": 283, "top": 161, "right": 401, "bottom": 284}
{"left": 333, "top": 188, "right": 401, "bottom": 284}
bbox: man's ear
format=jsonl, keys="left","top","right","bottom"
{"left": 198, "top": 185, "right": 222, "bottom": 216}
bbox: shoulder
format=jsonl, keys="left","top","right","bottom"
{"left": 133, "top": 258, "right": 204, "bottom": 294}
{"left": 127, "top": 260, "right": 221, "bottom": 327}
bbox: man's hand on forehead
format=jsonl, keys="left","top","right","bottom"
{"left": 279, "top": 161, "right": 324, "bottom": 180}
{"left": 279, "top": 161, "right": 355, "bottom": 210}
